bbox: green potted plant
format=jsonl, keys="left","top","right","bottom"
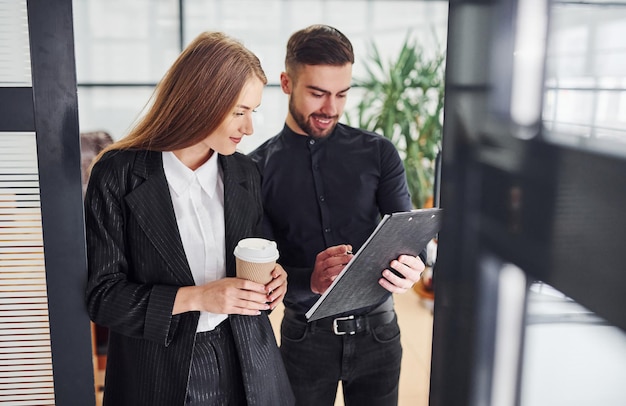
{"left": 347, "top": 35, "right": 446, "bottom": 209}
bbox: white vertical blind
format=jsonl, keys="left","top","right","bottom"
{"left": 1, "top": 0, "right": 55, "bottom": 403}
{"left": 0, "top": 0, "right": 31, "bottom": 86}
{"left": 0, "top": 133, "right": 55, "bottom": 405}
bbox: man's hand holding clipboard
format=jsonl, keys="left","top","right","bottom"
{"left": 305, "top": 208, "right": 443, "bottom": 321}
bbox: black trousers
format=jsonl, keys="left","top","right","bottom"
{"left": 185, "top": 319, "right": 246, "bottom": 405}
{"left": 280, "top": 299, "right": 401, "bottom": 406}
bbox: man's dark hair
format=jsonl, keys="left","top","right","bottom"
{"left": 285, "top": 24, "right": 354, "bottom": 75}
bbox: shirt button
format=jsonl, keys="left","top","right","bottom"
{"left": 309, "top": 139, "right": 315, "bottom": 145}
{"left": 319, "top": 196, "right": 325, "bottom": 201}
{"left": 324, "top": 228, "right": 331, "bottom": 233}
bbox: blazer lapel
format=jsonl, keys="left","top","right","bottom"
{"left": 221, "top": 154, "right": 255, "bottom": 278}
{"left": 220, "top": 155, "right": 296, "bottom": 404}
{"left": 125, "top": 151, "right": 195, "bottom": 286}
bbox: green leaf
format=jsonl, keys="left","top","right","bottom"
{"left": 351, "top": 34, "right": 446, "bottom": 208}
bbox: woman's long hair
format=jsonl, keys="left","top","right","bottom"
{"left": 98, "top": 31, "right": 267, "bottom": 158}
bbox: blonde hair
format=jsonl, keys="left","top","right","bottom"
{"left": 98, "top": 31, "right": 266, "bottom": 159}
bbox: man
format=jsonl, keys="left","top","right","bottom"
{"left": 250, "top": 24, "right": 425, "bottom": 406}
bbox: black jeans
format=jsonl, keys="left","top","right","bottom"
{"left": 280, "top": 312, "right": 402, "bottom": 406}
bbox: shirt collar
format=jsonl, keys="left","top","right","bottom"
{"left": 162, "top": 151, "right": 219, "bottom": 198}
{"left": 282, "top": 123, "right": 336, "bottom": 146}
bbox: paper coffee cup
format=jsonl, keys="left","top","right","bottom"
{"left": 234, "top": 238, "right": 279, "bottom": 284}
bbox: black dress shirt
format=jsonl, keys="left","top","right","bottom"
{"left": 250, "top": 123, "right": 412, "bottom": 315}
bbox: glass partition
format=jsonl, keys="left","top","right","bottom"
{"left": 543, "top": 0, "right": 626, "bottom": 152}
{"left": 521, "top": 282, "right": 626, "bottom": 405}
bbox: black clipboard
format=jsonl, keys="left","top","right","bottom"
{"left": 305, "top": 208, "right": 442, "bottom": 321}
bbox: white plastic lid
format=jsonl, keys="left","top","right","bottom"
{"left": 233, "top": 238, "right": 279, "bottom": 263}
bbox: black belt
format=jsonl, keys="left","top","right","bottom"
{"left": 284, "top": 307, "right": 396, "bottom": 336}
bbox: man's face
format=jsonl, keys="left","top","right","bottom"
{"left": 281, "top": 63, "right": 352, "bottom": 138}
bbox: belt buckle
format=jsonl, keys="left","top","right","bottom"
{"left": 332, "top": 315, "right": 355, "bottom": 335}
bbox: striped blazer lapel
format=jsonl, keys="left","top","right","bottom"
{"left": 125, "top": 151, "right": 194, "bottom": 286}
{"left": 221, "top": 154, "right": 254, "bottom": 278}
{"left": 220, "top": 154, "right": 295, "bottom": 405}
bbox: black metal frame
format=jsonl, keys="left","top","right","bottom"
{"left": 430, "top": 0, "right": 626, "bottom": 404}
{"left": 26, "top": 0, "right": 95, "bottom": 404}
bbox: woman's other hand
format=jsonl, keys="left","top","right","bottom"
{"left": 265, "top": 264, "right": 288, "bottom": 310}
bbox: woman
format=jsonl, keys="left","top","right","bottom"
{"left": 84, "top": 31, "right": 294, "bottom": 405}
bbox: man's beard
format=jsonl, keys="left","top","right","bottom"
{"left": 289, "top": 97, "right": 337, "bottom": 138}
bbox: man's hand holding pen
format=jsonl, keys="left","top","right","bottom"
{"left": 310, "top": 244, "right": 353, "bottom": 294}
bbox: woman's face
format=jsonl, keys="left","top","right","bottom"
{"left": 202, "top": 77, "right": 265, "bottom": 156}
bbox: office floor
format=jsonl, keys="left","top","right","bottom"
{"left": 268, "top": 289, "right": 434, "bottom": 406}
{"left": 94, "top": 290, "right": 433, "bottom": 406}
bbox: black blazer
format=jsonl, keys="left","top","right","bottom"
{"left": 84, "top": 150, "right": 294, "bottom": 405}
